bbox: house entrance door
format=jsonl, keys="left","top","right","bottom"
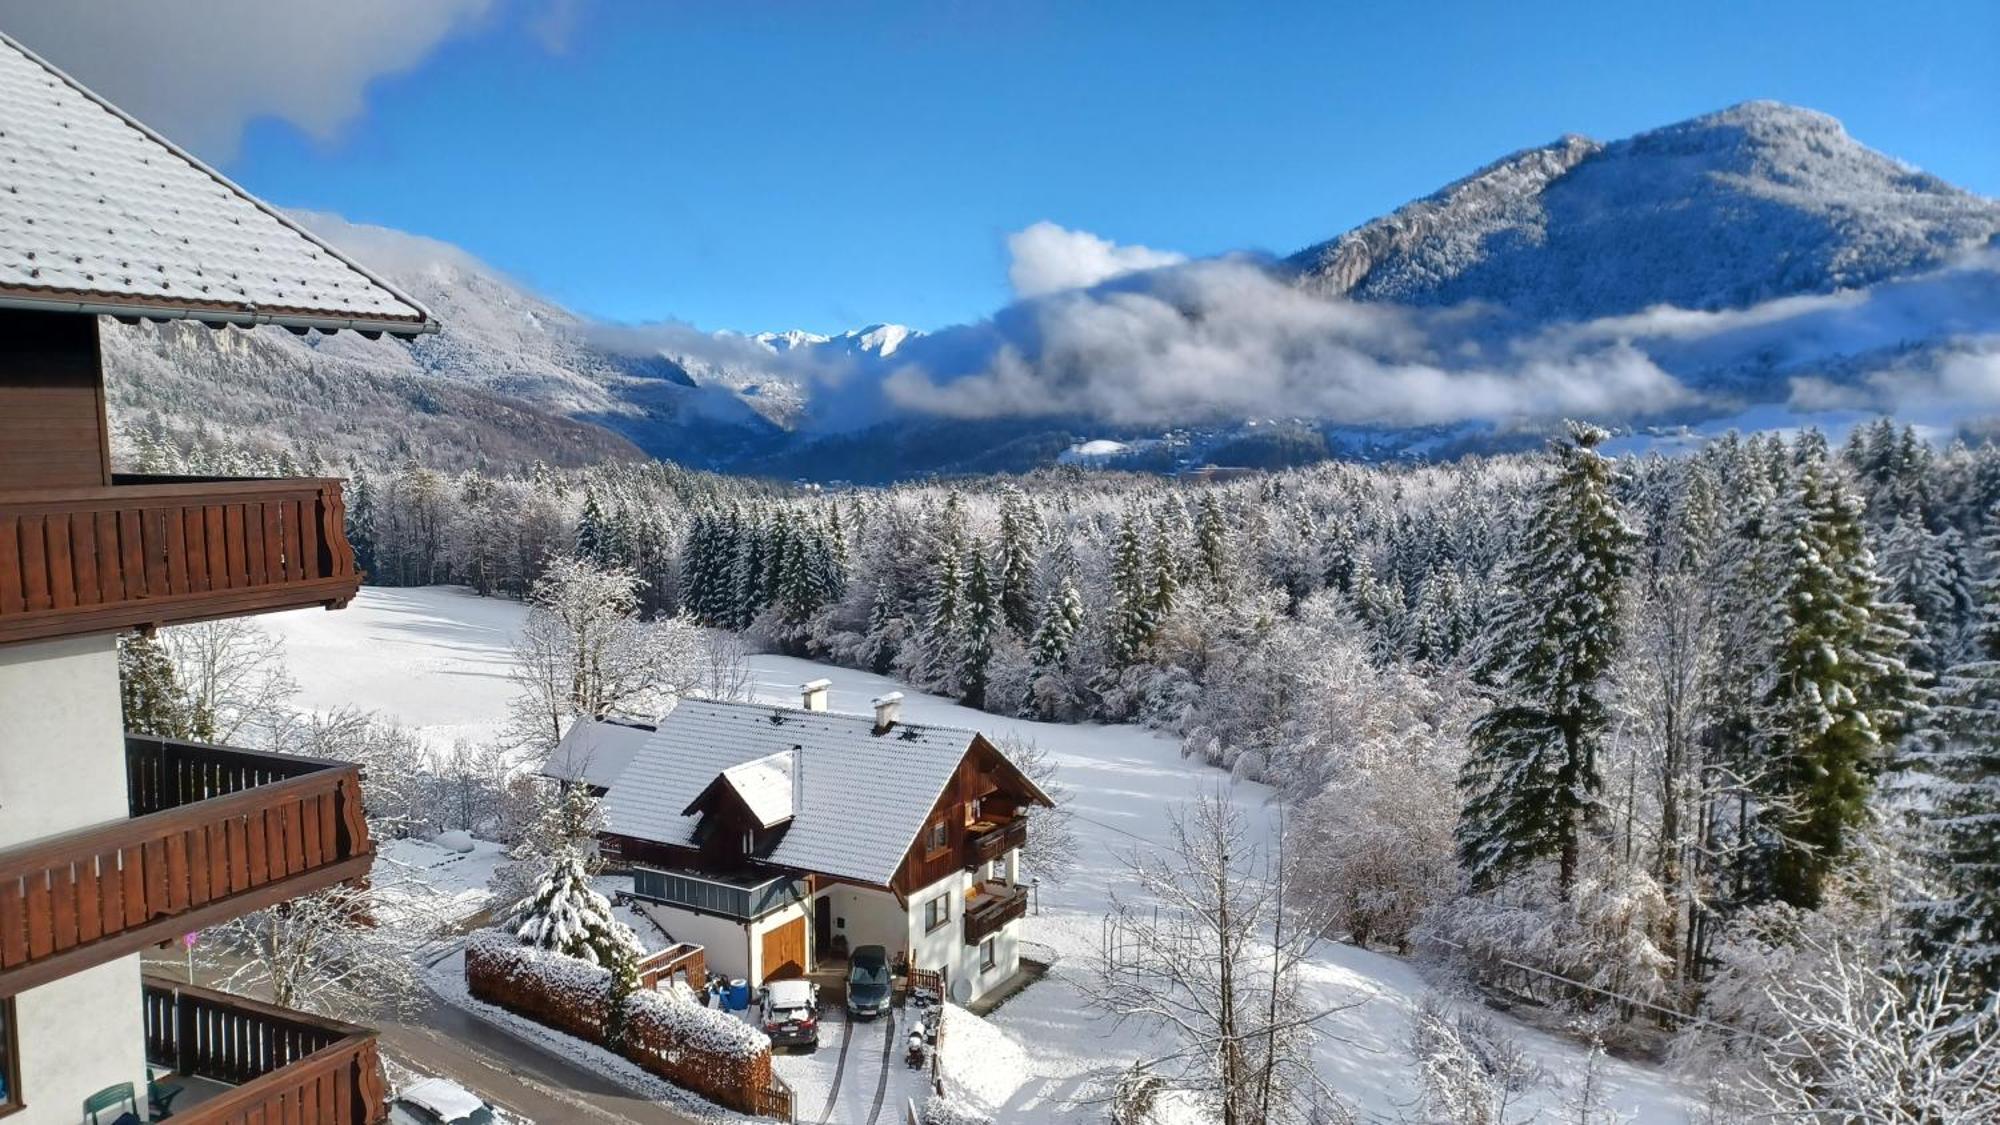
{"left": 814, "top": 895, "right": 833, "bottom": 955}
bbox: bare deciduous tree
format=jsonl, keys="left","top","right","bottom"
{"left": 202, "top": 875, "right": 450, "bottom": 1020}
{"left": 159, "top": 618, "right": 298, "bottom": 744}
{"left": 1086, "top": 792, "right": 1355, "bottom": 1125}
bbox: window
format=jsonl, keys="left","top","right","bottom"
{"left": 923, "top": 894, "right": 950, "bottom": 933}
{"left": 926, "top": 820, "right": 949, "bottom": 855}
{"left": 980, "top": 937, "right": 997, "bottom": 972}
{"left": 0, "top": 998, "right": 17, "bottom": 1113}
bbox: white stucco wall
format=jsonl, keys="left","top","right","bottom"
{"left": 816, "top": 884, "right": 905, "bottom": 959}
{"left": 0, "top": 635, "right": 149, "bottom": 1121}
{"left": 636, "top": 902, "right": 753, "bottom": 984}
{"left": 901, "top": 847, "right": 1030, "bottom": 1005}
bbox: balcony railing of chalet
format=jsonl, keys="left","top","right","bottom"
{"left": 0, "top": 735, "right": 373, "bottom": 996}
{"left": 0, "top": 474, "right": 359, "bottom": 646}
{"left": 631, "top": 866, "right": 803, "bottom": 921}
{"left": 143, "top": 976, "right": 388, "bottom": 1125}
{"left": 963, "top": 817, "right": 1028, "bottom": 869}
{"left": 962, "top": 884, "right": 1029, "bottom": 946}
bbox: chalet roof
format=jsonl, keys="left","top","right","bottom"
{"left": 541, "top": 716, "right": 657, "bottom": 791}
{"left": 685, "top": 749, "right": 797, "bottom": 828}
{"left": 599, "top": 698, "right": 989, "bottom": 888}
{"left": 0, "top": 32, "right": 434, "bottom": 335}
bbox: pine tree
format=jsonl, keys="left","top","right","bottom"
{"left": 1879, "top": 517, "right": 1972, "bottom": 675}
{"left": 1195, "top": 493, "right": 1230, "bottom": 587}
{"left": 959, "top": 543, "right": 999, "bottom": 708}
{"left": 346, "top": 466, "right": 379, "bottom": 578}
{"left": 1907, "top": 504, "right": 2000, "bottom": 994}
{"left": 1107, "top": 511, "right": 1154, "bottom": 667}
{"left": 995, "top": 487, "right": 1040, "bottom": 637}
{"left": 119, "top": 632, "right": 215, "bottom": 741}
{"left": 509, "top": 847, "right": 643, "bottom": 968}
{"left": 1031, "top": 576, "right": 1085, "bottom": 669}
{"left": 1457, "top": 423, "right": 1637, "bottom": 898}
{"left": 1753, "top": 434, "right": 1918, "bottom": 910}
{"left": 574, "top": 488, "right": 611, "bottom": 566}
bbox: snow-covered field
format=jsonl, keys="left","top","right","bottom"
{"left": 263, "top": 586, "right": 1693, "bottom": 1123}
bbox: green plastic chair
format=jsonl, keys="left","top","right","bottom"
{"left": 82, "top": 1081, "right": 140, "bottom": 1124}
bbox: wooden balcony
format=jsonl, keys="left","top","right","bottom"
{"left": 0, "top": 735, "right": 373, "bottom": 996}
{"left": 143, "top": 976, "right": 388, "bottom": 1125}
{"left": 962, "top": 883, "right": 1028, "bottom": 946}
{"left": 963, "top": 817, "right": 1027, "bottom": 869}
{"left": 0, "top": 474, "right": 359, "bottom": 646}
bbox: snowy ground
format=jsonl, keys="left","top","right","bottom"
{"left": 265, "top": 587, "right": 1695, "bottom": 1123}
{"left": 375, "top": 835, "right": 508, "bottom": 929}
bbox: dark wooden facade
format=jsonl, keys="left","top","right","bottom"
{"left": 143, "top": 976, "right": 388, "bottom": 1125}
{"left": 889, "top": 733, "right": 1047, "bottom": 902}
{"left": 963, "top": 885, "right": 1029, "bottom": 946}
{"left": 0, "top": 736, "right": 374, "bottom": 997}
{"left": 0, "top": 310, "right": 111, "bottom": 490}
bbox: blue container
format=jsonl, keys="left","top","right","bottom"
{"left": 727, "top": 979, "right": 750, "bottom": 1010}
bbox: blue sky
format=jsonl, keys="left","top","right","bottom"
{"left": 11, "top": 0, "right": 1999, "bottom": 335}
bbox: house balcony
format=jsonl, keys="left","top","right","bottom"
{"left": 143, "top": 976, "right": 388, "bottom": 1125}
{"left": 963, "top": 816, "right": 1027, "bottom": 870}
{"left": 0, "top": 735, "right": 373, "bottom": 997}
{"left": 962, "top": 882, "right": 1028, "bottom": 946}
{"left": 630, "top": 864, "right": 804, "bottom": 922}
{"left": 0, "top": 474, "right": 359, "bottom": 647}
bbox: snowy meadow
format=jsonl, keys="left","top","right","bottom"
{"left": 260, "top": 586, "right": 1694, "bottom": 1122}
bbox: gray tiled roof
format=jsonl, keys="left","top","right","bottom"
{"left": 542, "top": 716, "right": 657, "bottom": 791}
{"left": 600, "top": 699, "right": 981, "bottom": 888}
{"left": 0, "top": 32, "right": 432, "bottom": 333}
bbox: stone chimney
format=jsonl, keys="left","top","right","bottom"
{"left": 800, "top": 678, "right": 832, "bottom": 712}
{"left": 871, "top": 691, "right": 904, "bottom": 734}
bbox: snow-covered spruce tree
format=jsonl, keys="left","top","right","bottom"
{"left": 118, "top": 631, "right": 215, "bottom": 742}
{"left": 1878, "top": 516, "right": 1973, "bottom": 676}
{"left": 508, "top": 846, "right": 645, "bottom": 1044}
{"left": 491, "top": 779, "right": 607, "bottom": 910}
{"left": 1906, "top": 503, "right": 2000, "bottom": 994}
{"left": 1195, "top": 492, "right": 1231, "bottom": 588}
{"left": 996, "top": 485, "right": 1041, "bottom": 637}
{"left": 1031, "top": 575, "right": 1084, "bottom": 669}
{"left": 958, "top": 543, "right": 999, "bottom": 709}
{"left": 1752, "top": 434, "right": 1918, "bottom": 911}
{"left": 1106, "top": 510, "right": 1155, "bottom": 668}
{"left": 1457, "top": 423, "right": 1638, "bottom": 898}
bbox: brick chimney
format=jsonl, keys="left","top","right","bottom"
{"left": 801, "top": 678, "right": 832, "bottom": 712}
{"left": 871, "top": 692, "right": 903, "bottom": 734}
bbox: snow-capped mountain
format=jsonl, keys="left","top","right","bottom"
{"left": 1287, "top": 101, "right": 2000, "bottom": 322}
{"left": 99, "top": 101, "right": 2000, "bottom": 480}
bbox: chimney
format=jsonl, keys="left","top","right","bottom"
{"left": 871, "top": 692, "right": 904, "bottom": 734}
{"left": 801, "top": 679, "right": 832, "bottom": 712}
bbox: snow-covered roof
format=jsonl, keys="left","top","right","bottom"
{"left": 542, "top": 716, "right": 657, "bottom": 791}
{"left": 0, "top": 32, "right": 434, "bottom": 335}
{"left": 600, "top": 698, "right": 988, "bottom": 888}
{"left": 689, "top": 749, "right": 797, "bottom": 828}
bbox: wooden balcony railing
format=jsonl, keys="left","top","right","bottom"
{"left": 963, "top": 817, "right": 1027, "bottom": 869}
{"left": 143, "top": 976, "right": 388, "bottom": 1125}
{"left": 0, "top": 474, "right": 359, "bottom": 646}
{"left": 0, "top": 735, "right": 373, "bottom": 996}
{"left": 962, "top": 884, "right": 1028, "bottom": 946}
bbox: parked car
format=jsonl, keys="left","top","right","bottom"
{"left": 390, "top": 1078, "right": 498, "bottom": 1125}
{"left": 760, "top": 978, "right": 821, "bottom": 1049}
{"left": 846, "top": 944, "right": 893, "bottom": 1019}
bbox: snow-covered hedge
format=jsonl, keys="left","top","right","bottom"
{"left": 465, "top": 931, "right": 774, "bottom": 1112}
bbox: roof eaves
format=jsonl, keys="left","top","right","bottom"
{"left": 0, "top": 30, "right": 438, "bottom": 335}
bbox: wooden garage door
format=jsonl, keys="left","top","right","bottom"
{"left": 761, "top": 917, "right": 807, "bottom": 982}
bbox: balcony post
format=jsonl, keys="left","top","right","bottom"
{"left": 1006, "top": 845, "right": 1020, "bottom": 888}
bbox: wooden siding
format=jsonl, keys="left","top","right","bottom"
{"left": 891, "top": 735, "right": 1042, "bottom": 899}
{"left": 0, "top": 736, "right": 374, "bottom": 997}
{"left": 0, "top": 474, "right": 359, "bottom": 646}
{"left": 0, "top": 309, "right": 109, "bottom": 490}
{"left": 143, "top": 976, "right": 387, "bottom": 1125}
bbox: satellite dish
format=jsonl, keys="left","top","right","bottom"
{"left": 950, "top": 974, "right": 972, "bottom": 1004}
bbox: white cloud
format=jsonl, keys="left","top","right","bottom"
{"left": 0, "top": 1, "right": 501, "bottom": 160}
{"left": 1005, "top": 221, "right": 1186, "bottom": 298}
{"left": 885, "top": 257, "right": 1697, "bottom": 428}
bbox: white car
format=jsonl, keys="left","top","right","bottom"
{"left": 759, "top": 978, "right": 821, "bottom": 1049}
{"left": 390, "top": 1077, "right": 498, "bottom": 1125}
